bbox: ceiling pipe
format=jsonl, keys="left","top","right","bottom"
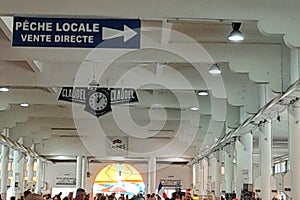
{"left": 0, "top": 132, "right": 48, "bottom": 162}
{"left": 189, "top": 79, "right": 300, "bottom": 165}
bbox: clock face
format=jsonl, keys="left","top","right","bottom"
{"left": 88, "top": 91, "right": 108, "bottom": 111}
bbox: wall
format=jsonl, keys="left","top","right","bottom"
{"left": 44, "top": 162, "right": 77, "bottom": 194}
{"left": 44, "top": 161, "right": 192, "bottom": 197}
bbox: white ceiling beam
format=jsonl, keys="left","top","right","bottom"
{"left": 0, "top": 0, "right": 299, "bottom": 46}
{"left": 0, "top": 41, "right": 281, "bottom": 62}
{"left": 161, "top": 20, "right": 172, "bottom": 44}
{"left": 0, "top": 17, "right": 45, "bottom": 74}
{"left": 0, "top": 17, "right": 12, "bottom": 40}
{"left": 27, "top": 60, "right": 43, "bottom": 72}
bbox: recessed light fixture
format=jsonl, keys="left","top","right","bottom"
{"left": 0, "top": 87, "right": 9, "bottom": 92}
{"left": 208, "top": 64, "right": 221, "bottom": 74}
{"left": 190, "top": 106, "right": 199, "bottom": 111}
{"left": 228, "top": 22, "right": 244, "bottom": 41}
{"left": 20, "top": 102, "right": 30, "bottom": 107}
{"left": 197, "top": 91, "right": 208, "bottom": 96}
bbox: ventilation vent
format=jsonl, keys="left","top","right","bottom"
{"left": 58, "top": 135, "right": 81, "bottom": 138}
{"left": 148, "top": 129, "right": 174, "bottom": 132}
{"left": 51, "top": 127, "right": 79, "bottom": 138}
{"left": 51, "top": 128, "right": 77, "bottom": 131}
{"left": 147, "top": 136, "right": 172, "bottom": 139}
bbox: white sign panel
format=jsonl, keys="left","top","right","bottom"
{"left": 106, "top": 136, "right": 128, "bottom": 156}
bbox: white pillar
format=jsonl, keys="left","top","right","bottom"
{"left": 288, "top": 103, "right": 300, "bottom": 199}
{"left": 76, "top": 156, "right": 83, "bottom": 189}
{"left": 213, "top": 156, "right": 221, "bottom": 198}
{"left": 192, "top": 163, "right": 197, "bottom": 188}
{"left": 224, "top": 147, "right": 234, "bottom": 193}
{"left": 12, "top": 137, "right": 24, "bottom": 199}
{"left": 259, "top": 120, "right": 272, "bottom": 200}
{"left": 148, "top": 157, "right": 156, "bottom": 194}
{"left": 35, "top": 158, "right": 43, "bottom": 194}
{"left": 239, "top": 107, "right": 253, "bottom": 186}
{"left": 201, "top": 158, "right": 208, "bottom": 195}
{"left": 1, "top": 128, "right": 10, "bottom": 200}
{"left": 192, "top": 162, "right": 200, "bottom": 195}
{"left": 12, "top": 145, "right": 20, "bottom": 196}
{"left": 235, "top": 139, "right": 244, "bottom": 197}
{"left": 290, "top": 47, "right": 299, "bottom": 83}
{"left": 81, "top": 156, "right": 87, "bottom": 189}
{"left": 240, "top": 132, "right": 253, "bottom": 184}
{"left": 257, "top": 84, "right": 272, "bottom": 200}
{"left": 27, "top": 155, "right": 34, "bottom": 190}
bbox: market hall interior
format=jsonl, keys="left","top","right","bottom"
{"left": 1, "top": 0, "right": 300, "bottom": 200}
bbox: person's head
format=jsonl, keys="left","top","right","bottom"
{"left": 68, "top": 192, "right": 74, "bottom": 199}
{"left": 25, "top": 194, "right": 44, "bottom": 200}
{"left": 75, "top": 188, "right": 86, "bottom": 200}
{"left": 24, "top": 190, "right": 32, "bottom": 198}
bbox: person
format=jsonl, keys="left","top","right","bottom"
{"left": 75, "top": 188, "right": 86, "bottom": 200}
{"left": 25, "top": 193, "right": 44, "bottom": 200}
{"left": 53, "top": 192, "right": 63, "bottom": 200}
{"left": 24, "top": 190, "right": 32, "bottom": 198}
{"left": 85, "top": 193, "right": 90, "bottom": 200}
{"left": 150, "top": 194, "right": 155, "bottom": 200}
{"left": 68, "top": 192, "right": 74, "bottom": 200}
{"left": 109, "top": 193, "right": 116, "bottom": 200}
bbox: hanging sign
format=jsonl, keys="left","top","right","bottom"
{"left": 12, "top": 16, "right": 141, "bottom": 48}
{"left": 55, "top": 177, "right": 76, "bottom": 186}
{"left": 106, "top": 136, "right": 128, "bottom": 156}
{"left": 58, "top": 82, "right": 138, "bottom": 117}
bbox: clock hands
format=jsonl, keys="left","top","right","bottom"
{"left": 96, "top": 96, "right": 103, "bottom": 103}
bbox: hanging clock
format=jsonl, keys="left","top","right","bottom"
{"left": 85, "top": 88, "right": 111, "bottom": 117}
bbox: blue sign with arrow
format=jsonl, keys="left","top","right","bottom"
{"left": 12, "top": 16, "right": 141, "bottom": 48}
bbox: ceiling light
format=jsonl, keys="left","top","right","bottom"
{"left": 228, "top": 22, "right": 244, "bottom": 41}
{"left": 20, "top": 102, "right": 30, "bottom": 107}
{"left": 208, "top": 64, "right": 221, "bottom": 74}
{"left": 190, "top": 106, "right": 199, "bottom": 111}
{"left": 197, "top": 91, "right": 208, "bottom": 96}
{"left": 0, "top": 87, "right": 9, "bottom": 92}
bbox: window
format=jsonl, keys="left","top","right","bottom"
{"left": 273, "top": 160, "right": 288, "bottom": 174}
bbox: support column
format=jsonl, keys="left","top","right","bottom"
{"left": 239, "top": 107, "right": 253, "bottom": 186}
{"left": 235, "top": 139, "right": 244, "bottom": 198}
{"left": 258, "top": 84, "right": 272, "bottom": 200}
{"left": 35, "top": 158, "right": 43, "bottom": 194}
{"left": 1, "top": 128, "right": 10, "bottom": 200}
{"left": 76, "top": 156, "right": 83, "bottom": 189}
{"left": 259, "top": 121, "right": 272, "bottom": 200}
{"left": 201, "top": 158, "right": 208, "bottom": 195}
{"left": 81, "top": 156, "right": 87, "bottom": 189}
{"left": 240, "top": 132, "right": 253, "bottom": 184}
{"left": 147, "top": 156, "right": 156, "bottom": 194}
{"left": 192, "top": 162, "right": 200, "bottom": 195}
{"left": 289, "top": 47, "right": 300, "bottom": 199}
{"left": 27, "top": 155, "right": 34, "bottom": 190}
{"left": 289, "top": 103, "right": 300, "bottom": 199}
{"left": 192, "top": 163, "right": 197, "bottom": 188}
{"left": 12, "top": 137, "right": 24, "bottom": 199}
{"left": 224, "top": 146, "right": 234, "bottom": 193}
{"left": 290, "top": 47, "right": 299, "bottom": 84}
{"left": 213, "top": 155, "right": 221, "bottom": 198}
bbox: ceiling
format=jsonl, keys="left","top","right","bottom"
{"left": 0, "top": 11, "right": 297, "bottom": 165}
